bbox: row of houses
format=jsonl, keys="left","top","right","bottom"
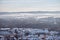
{"left": 0, "top": 28, "right": 60, "bottom": 40}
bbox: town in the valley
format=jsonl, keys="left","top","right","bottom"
{"left": 0, "top": 28, "right": 60, "bottom": 40}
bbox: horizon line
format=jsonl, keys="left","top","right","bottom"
{"left": 0, "top": 11, "right": 60, "bottom": 12}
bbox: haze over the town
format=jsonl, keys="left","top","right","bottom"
{"left": 0, "top": 0, "right": 60, "bottom": 12}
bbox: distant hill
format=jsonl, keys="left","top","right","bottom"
{"left": 0, "top": 11, "right": 60, "bottom": 15}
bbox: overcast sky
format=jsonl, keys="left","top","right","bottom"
{"left": 0, "top": 0, "right": 60, "bottom": 12}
